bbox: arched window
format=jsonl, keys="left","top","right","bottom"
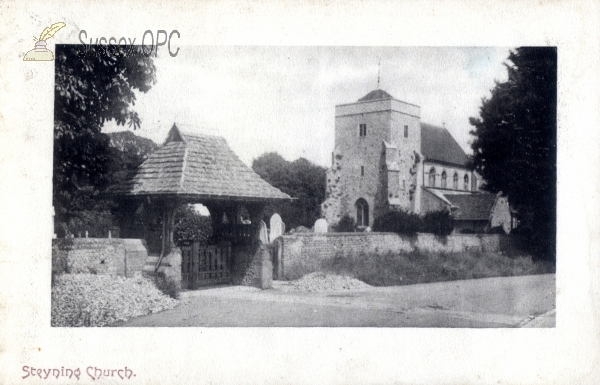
{"left": 453, "top": 172, "right": 459, "bottom": 189}
{"left": 355, "top": 198, "right": 369, "bottom": 227}
{"left": 428, "top": 167, "right": 436, "bottom": 187}
{"left": 441, "top": 171, "right": 447, "bottom": 188}
{"left": 464, "top": 174, "right": 470, "bottom": 190}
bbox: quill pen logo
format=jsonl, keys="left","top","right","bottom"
{"left": 23, "top": 22, "right": 66, "bottom": 61}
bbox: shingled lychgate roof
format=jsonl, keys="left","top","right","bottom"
{"left": 421, "top": 123, "right": 470, "bottom": 167}
{"left": 105, "top": 124, "right": 291, "bottom": 202}
{"left": 443, "top": 193, "right": 497, "bottom": 220}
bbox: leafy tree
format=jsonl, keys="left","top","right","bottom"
{"left": 53, "top": 45, "right": 156, "bottom": 228}
{"left": 173, "top": 205, "right": 213, "bottom": 247}
{"left": 469, "top": 47, "right": 556, "bottom": 258}
{"left": 252, "top": 152, "right": 326, "bottom": 230}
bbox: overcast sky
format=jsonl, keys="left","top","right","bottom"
{"left": 103, "top": 46, "right": 511, "bottom": 168}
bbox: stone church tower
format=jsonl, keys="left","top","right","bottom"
{"left": 322, "top": 89, "right": 423, "bottom": 227}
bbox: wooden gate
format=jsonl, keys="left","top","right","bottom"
{"left": 181, "top": 242, "right": 232, "bottom": 289}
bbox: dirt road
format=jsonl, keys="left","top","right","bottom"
{"left": 115, "top": 274, "right": 555, "bottom": 327}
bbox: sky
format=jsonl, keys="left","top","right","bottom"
{"left": 103, "top": 46, "right": 511, "bottom": 168}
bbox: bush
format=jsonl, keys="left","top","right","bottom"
{"left": 153, "top": 272, "right": 181, "bottom": 300}
{"left": 173, "top": 205, "right": 212, "bottom": 246}
{"left": 488, "top": 225, "right": 507, "bottom": 234}
{"left": 372, "top": 209, "right": 422, "bottom": 235}
{"left": 68, "top": 209, "right": 116, "bottom": 238}
{"left": 334, "top": 214, "right": 356, "bottom": 232}
{"left": 422, "top": 209, "right": 455, "bottom": 236}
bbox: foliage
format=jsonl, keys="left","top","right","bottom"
{"left": 469, "top": 47, "right": 556, "bottom": 259}
{"left": 173, "top": 205, "right": 213, "bottom": 247}
{"left": 335, "top": 214, "right": 356, "bottom": 232}
{"left": 422, "top": 209, "right": 455, "bottom": 236}
{"left": 153, "top": 271, "right": 181, "bottom": 300}
{"left": 321, "top": 250, "right": 555, "bottom": 287}
{"left": 372, "top": 209, "right": 423, "bottom": 235}
{"left": 252, "top": 152, "right": 326, "bottom": 229}
{"left": 53, "top": 44, "right": 156, "bottom": 227}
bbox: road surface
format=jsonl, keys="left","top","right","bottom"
{"left": 115, "top": 274, "right": 555, "bottom": 327}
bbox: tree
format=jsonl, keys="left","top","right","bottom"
{"left": 469, "top": 47, "right": 556, "bottom": 258}
{"left": 252, "top": 152, "right": 326, "bottom": 229}
{"left": 53, "top": 45, "right": 156, "bottom": 227}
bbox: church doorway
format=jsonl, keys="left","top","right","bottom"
{"left": 355, "top": 198, "right": 369, "bottom": 227}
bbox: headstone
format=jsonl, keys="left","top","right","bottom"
{"left": 314, "top": 218, "right": 328, "bottom": 233}
{"left": 269, "top": 214, "right": 284, "bottom": 243}
{"left": 85, "top": 231, "right": 88, "bottom": 238}
{"left": 259, "top": 220, "right": 269, "bottom": 244}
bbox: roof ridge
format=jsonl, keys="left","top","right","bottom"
{"left": 179, "top": 145, "right": 188, "bottom": 191}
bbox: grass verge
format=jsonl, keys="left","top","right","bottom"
{"left": 318, "top": 250, "right": 555, "bottom": 286}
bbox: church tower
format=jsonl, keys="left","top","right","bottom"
{"left": 322, "top": 90, "right": 422, "bottom": 228}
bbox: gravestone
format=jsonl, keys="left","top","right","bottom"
{"left": 314, "top": 218, "right": 328, "bottom": 233}
{"left": 259, "top": 220, "right": 269, "bottom": 244}
{"left": 269, "top": 214, "right": 284, "bottom": 243}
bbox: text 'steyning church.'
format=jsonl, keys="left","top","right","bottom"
{"left": 321, "top": 89, "right": 512, "bottom": 234}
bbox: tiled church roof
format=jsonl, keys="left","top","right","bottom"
{"left": 105, "top": 124, "right": 291, "bottom": 202}
{"left": 443, "top": 193, "right": 497, "bottom": 220}
{"left": 420, "top": 123, "right": 470, "bottom": 167}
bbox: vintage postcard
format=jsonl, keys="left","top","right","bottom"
{"left": 0, "top": 1, "right": 598, "bottom": 384}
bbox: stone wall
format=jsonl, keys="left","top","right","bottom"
{"left": 277, "top": 232, "right": 523, "bottom": 280}
{"left": 232, "top": 243, "right": 273, "bottom": 289}
{"left": 52, "top": 238, "right": 148, "bottom": 278}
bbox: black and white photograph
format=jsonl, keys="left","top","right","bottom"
{"left": 1, "top": 1, "right": 599, "bottom": 384}
{"left": 50, "top": 45, "right": 556, "bottom": 328}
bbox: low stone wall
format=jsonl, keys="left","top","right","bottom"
{"left": 52, "top": 238, "right": 148, "bottom": 278}
{"left": 276, "top": 232, "right": 523, "bottom": 280}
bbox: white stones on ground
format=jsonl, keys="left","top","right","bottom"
{"left": 314, "top": 218, "right": 328, "bottom": 233}
{"left": 51, "top": 274, "right": 178, "bottom": 327}
{"left": 280, "top": 272, "right": 371, "bottom": 292}
{"left": 259, "top": 220, "right": 269, "bottom": 244}
{"left": 269, "top": 213, "right": 284, "bottom": 242}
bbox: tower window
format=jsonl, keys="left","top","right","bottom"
{"left": 404, "top": 125, "right": 408, "bottom": 138}
{"left": 441, "top": 171, "right": 447, "bottom": 188}
{"left": 464, "top": 174, "right": 470, "bottom": 190}
{"left": 361, "top": 165, "right": 364, "bottom": 176}
{"left": 453, "top": 172, "right": 459, "bottom": 189}
{"left": 359, "top": 124, "right": 367, "bottom": 137}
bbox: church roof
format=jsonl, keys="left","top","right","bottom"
{"left": 358, "top": 89, "right": 393, "bottom": 102}
{"left": 105, "top": 124, "right": 291, "bottom": 202}
{"left": 443, "top": 193, "right": 497, "bottom": 220}
{"left": 420, "top": 123, "right": 470, "bottom": 167}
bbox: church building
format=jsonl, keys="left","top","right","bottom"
{"left": 321, "top": 89, "right": 512, "bottom": 234}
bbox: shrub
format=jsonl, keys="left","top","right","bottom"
{"left": 422, "top": 209, "right": 455, "bottom": 236}
{"left": 372, "top": 209, "right": 422, "bottom": 235}
{"left": 173, "top": 205, "right": 212, "bottom": 246}
{"left": 153, "top": 272, "right": 181, "bottom": 300}
{"left": 335, "top": 214, "right": 356, "bottom": 232}
{"left": 488, "top": 225, "right": 507, "bottom": 234}
{"left": 68, "top": 209, "right": 116, "bottom": 238}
